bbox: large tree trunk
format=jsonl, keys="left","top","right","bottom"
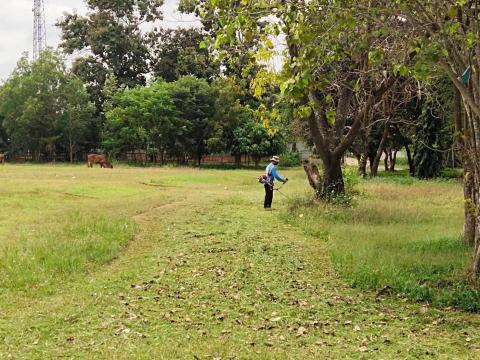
{"left": 303, "top": 160, "right": 322, "bottom": 195}
{"left": 323, "top": 158, "right": 344, "bottom": 196}
{"left": 303, "top": 157, "right": 344, "bottom": 198}
{"left": 456, "top": 100, "right": 480, "bottom": 275}
{"left": 451, "top": 87, "right": 476, "bottom": 247}
{"left": 463, "top": 114, "right": 480, "bottom": 275}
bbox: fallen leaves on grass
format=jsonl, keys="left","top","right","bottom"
{"left": 297, "top": 326, "right": 308, "bottom": 336}
{"left": 358, "top": 346, "right": 368, "bottom": 353}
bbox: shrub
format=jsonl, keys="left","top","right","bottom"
{"left": 280, "top": 150, "right": 301, "bottom": 167}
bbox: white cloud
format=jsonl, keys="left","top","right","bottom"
{"left": 0, "top": 0, "right": 200, "bottom": 80}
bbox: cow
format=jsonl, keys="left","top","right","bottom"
{"left": 0, "top": 153, "right": 5, "bottom": 165}
{"left": 87, "top": 154, "right": 113, "bottom": 168}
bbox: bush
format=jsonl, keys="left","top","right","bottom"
{"left": 279, "top": 150, "right": 301, "bottom": 167}
{"left": 343, "top": 165, "right": 361, "bottom": 192}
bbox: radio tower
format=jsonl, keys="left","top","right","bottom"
{"left": 33, "top": 0, "right": 47, "bottom": 60}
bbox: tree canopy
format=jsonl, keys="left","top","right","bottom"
{"left": 0, "top": 50, "right": 94, "bottom": 161}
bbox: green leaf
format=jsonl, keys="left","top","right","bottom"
{"left": 326, "top": 109, "right": 336, "bottom": 126}
{"left": 447, "top": 7, "right": 458, "bottom": 18}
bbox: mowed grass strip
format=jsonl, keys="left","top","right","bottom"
{"left": 285, "top": 169, "right": 480, "bottom": 311}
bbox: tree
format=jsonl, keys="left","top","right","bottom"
{"left": 193, "top": 0, "right": 412, "bottom": 198}
{"left": 0, "top": 55, "right": 31, "bottom": 155}
{"left": 209, "top": 77, "right": 252, "bottom": 163}
{"left": 179, "top": 0, "right": 267, "bottom": 102}
{"left": 57, "top": 0, "right": 163, "bottom": 88}
{"left": 150, "top": 28, "right": 219, "bottom": 82}
{"left": 60, "top": 75, "right": 96, "bottom": 162}
{"left": 0, "top": 115, "right": 8, "bottom": 152}
{"left": 413, "top": 101, "right": 445, "bottom": 179}
{"left": 69, "top": 56, "right": 110, "bottom": 146}
{"left": 103, "top": 81, "right": 181, "bottom": 163}
{"left": 398, "top": 1, "right": 480, "bottom": 273}
{"left": 57, "top": 0, "right": 164, "bottom": 147}
{"left": 170, "top": 76, "right": 216, "bottom": 165}
{"left": 0, "top": 50, "right": 94, "bottom": 161}
{"left": 350, "top": 77, "right": 419, "bottom": 177}
{"left": 234, "top": 112, "right": 285, "bottom": 166}
{"left": 1, "top": 51, "right": 63, "bottom": 160}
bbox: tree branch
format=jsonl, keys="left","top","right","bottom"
{"left": 439, "top": 60, "right": 480, "bottom": 119}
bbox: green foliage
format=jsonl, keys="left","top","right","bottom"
{"left": 60, "top": 76, "right": 96, "bottom": 161}
{"left": 343, "top": 165, "right": 361, "bottom": 193}
{"left": 57, "top": 0, "right": 163, "bottom": 88}
{"left": 233, "top": 111, "right": 285, "bottom": 166}
{"left": 413, "top": 101, "right": 446, "bottom": 179}
{"left": 279, "top": 150, "right": 301, "bottom": 167}
{"left": 170, "top": 76, "right": 217, "bottom": 164}
{"left": 104, "top": 76, "right": 234, "bottom": 164}
{"left": 0, "top": 50, "right": 94, "bottom": 160}
{"left": 56, "top": 0, "right": 165, "bottom": 147}
{"left": 103, "top": 81, "right": 180, "bottom": 160}
{"left": 151, "top": 28, "right": 220, "bottom": 82}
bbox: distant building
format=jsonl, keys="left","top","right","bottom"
{"left": 290, "top": 141, "right": 312, "bottom": 160}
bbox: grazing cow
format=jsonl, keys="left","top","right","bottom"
{"left": 0, "top": 153, "right": 5, "bottom": 165}
{"left": 87, "top": 154, "right": 113, "bottom": 168}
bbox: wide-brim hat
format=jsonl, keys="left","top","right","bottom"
{"left": 270, "top": 155, "right": 280, "bottom": 162}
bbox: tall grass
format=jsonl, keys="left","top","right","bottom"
{"left": 0, "top": 213, "right": 135, "bottom": 291}
{"left": 284, "top": 175, "right": 480, "bottom": 311}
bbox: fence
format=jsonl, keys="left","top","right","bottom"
{"left": 119, "top": 151, "right": 263, "bottom": 165}
{"left": 6, "top": 151, "right": 268, "bottom": 166}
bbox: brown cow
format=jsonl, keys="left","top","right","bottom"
{"left": 0, "top": 153, "right": 5, "bottom": 165}
{"left": 87, "top": 154, "right": 113, "bottom": 168}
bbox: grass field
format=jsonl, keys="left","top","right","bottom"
{"left": 1, "top": 164, "right": 480, "bottom": 358}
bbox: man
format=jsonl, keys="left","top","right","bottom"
{"left": 264, "top": 155, "right": 288, "bottom": 209}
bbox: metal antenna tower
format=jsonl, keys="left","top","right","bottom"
{"left": 33, "top": 0, "right": 47, "bottom": 60}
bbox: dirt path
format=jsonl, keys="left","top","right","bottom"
{"left": 1, "top": 179, "right": 480, "bottom": 359}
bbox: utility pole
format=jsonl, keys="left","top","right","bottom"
{"left": 33, "top": 0, "right": 47, "bottom": 60}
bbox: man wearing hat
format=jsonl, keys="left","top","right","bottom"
{"left": 264, "top": 155, "right": 288, "bottom": 209}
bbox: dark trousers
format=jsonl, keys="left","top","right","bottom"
{"left": 264, "top": 183, "right": 274, "bottom": 208}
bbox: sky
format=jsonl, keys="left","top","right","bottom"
{"left": 0, "top": 0, "right": 201, "bottom": 80}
